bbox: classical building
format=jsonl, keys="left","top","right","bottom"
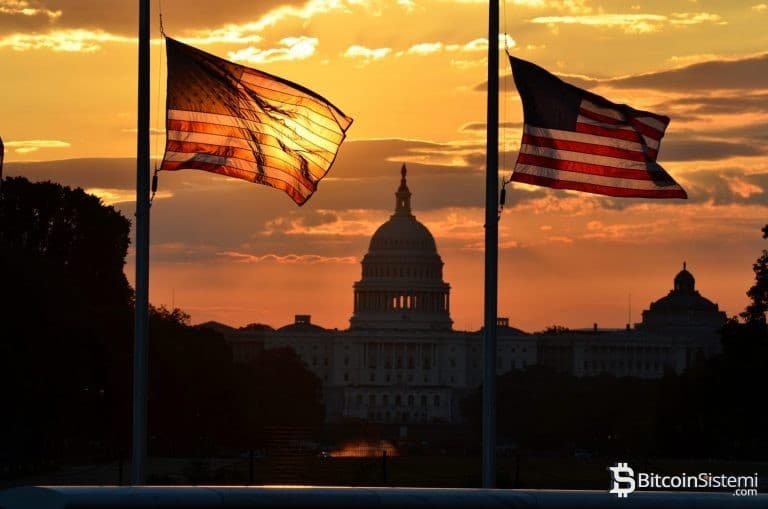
{"left": 350, "top": 165, "right": 452, "bottom": 331}
{"left": 210, "top": 166, "right": 729, "bottom": 424}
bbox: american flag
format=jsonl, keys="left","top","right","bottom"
{"left": 161, "top": 38, "right": 353, "bottom": 205}
{"left": 509, "top": 57, "right": 686, "bottom": 199}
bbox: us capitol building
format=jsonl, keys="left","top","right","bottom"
{"left": 204, "top": 165, "right": 727, "bottom": 424}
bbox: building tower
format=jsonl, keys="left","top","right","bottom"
{"left": 350, "top": 165, "right": 452, "bottom": 330}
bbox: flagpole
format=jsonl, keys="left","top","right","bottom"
{"left": 482, "top": 0, "right": 499, "bottom": 489}
{"left": 132, "top": 0, "right": 151, "bottom": 485}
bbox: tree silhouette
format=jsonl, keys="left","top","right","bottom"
{"left": 1, "top": 177, "right": 324, "bottom": 470}
{"left": 0, "top": 177, "right": 133, "bottom": 464}
{"left": 741, "top": 224, "right": 768, "bottom": 328}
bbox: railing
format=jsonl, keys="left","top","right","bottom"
{"left": 0, "top": 486, "right": 766, "bottom": 509}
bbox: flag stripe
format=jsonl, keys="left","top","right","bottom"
{"left": 516, "top": 153, "right": 675, "bottom": 182}
{"left": 161, "top": 37, "right": 352, "bottom": 205}
{"left": 574, "top": 123, "right": 659, "bottom": 158}
{"left": 633, "top": 115, "right": 667, "bottom": 132}
{"left": 520, "top": 143, "right": 659, "bottom": 171}
{"left": 231, "top": 83, "right": 346, "bottom": 138}
{"left": 628, "top": 118, "right": 664, "bottom": 141}
{"left": 163, "top": 150, "right": 315, "bottom": 197}
{"left": 162, "top": 159, "right": 311, "bottom": 204}
{"left": 511, "top": 171, "right": 687, "bottom": 198}
{"left": 168, "top": 109, "right": 342, "bottom": 155}
{"left": 513, "top": 163, "right": 686, "bottom": 193}
{"left": 238, "top": 74, "right": 349, "bottom": 129}
{"left": 167, "top": 126, "right": 333, "bottom": 171}
{"left": 581, "top": 98, "right": 624, "bottom": 121}
{"left": 526, "top": 125, "right": 645, "bottom": 152}
{"left": 509, "top": 56, "right": 685, "bottom": 199}
{"left": 167, "top": 118, "right": 334, "bottom": 166}
{"left": 522, "top": 133, "right": 647, "bottom": 162}
{"left": 576, "top": 115, "right": 662, "bottom": 146}
{"left": 165, "top": 138, "right": 316, "bottom": 183}
{"left": 578, "top": 106, "right": 626, "bottom": 126}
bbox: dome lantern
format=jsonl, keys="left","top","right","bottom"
{"left": 674, "top": 261, "right": 696, "bottom": 293}
{"left": 395, "top": 163, "right": 412, "bottom": 216}
{"left": 351, "top": 165, "right": 452, "bottom": 331}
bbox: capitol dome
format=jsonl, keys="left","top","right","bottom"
{"left": 641, "top": 262, "right": 726, "bottom": 331}
{"left": 673, "top": 262, "right": 695, "bottom": 293}
{"left": 350, "top": 165, "right": 452, "bottom": 331}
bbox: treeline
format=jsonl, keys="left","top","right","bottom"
{"left": 0, "top": 177, "right": 323, "bottom": 471}
{"left": 463, "top": 225, "right": 768, "bottom": 460}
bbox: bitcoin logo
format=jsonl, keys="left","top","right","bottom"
{"left": 609, "top": 462, "right": 636, "bottom": 498}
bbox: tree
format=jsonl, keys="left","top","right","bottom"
{"left": 0, "top": 176, "right": 325, "bottom": 468}
{"left": 741, "top": 224, "right": 768, "bottom": 328}
{"left": 0, "top": 177, "right": 133, "bottom": 463}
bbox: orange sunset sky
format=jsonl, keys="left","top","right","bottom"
{"left": 2, "top": 0, "right": 767, "bottom": 331}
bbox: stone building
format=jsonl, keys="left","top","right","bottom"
{"left": 213, "top": 166, "right": 728, "bottom": 423}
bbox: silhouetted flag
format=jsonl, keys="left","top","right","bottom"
{"left": 509, "top": 57, "right": 686, "bottom": 199}
{"left": 160, "top": 38, "right": 353, "bottom": 205}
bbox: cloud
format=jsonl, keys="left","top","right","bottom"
{"left": 3, "top": 139, "right": 70, "bottom": 153}
{"left": 530, "top": 12, "right": 724, "bottom": 34}
{"left": 227, "top": 36, "right": 318, "bottom": 64}
{"left": 663, "top": 92, "right": 768, "bottom": 114}
{"left": 405, "top": 41, "right": 443, "bottom": 55}
{"left": 607, "top": 53, "right": 768, "bottom": 90}
{"left": 0, "top": 0, "right": 60, "bottom": 20}
{"left": 474, "top": 53, "right": 768, "bottom": 94}
{"left": 121, "top": 128, "right": 166, "bottom": 137}
{"left": 402, "top": 35, "right": 516, "bottom": 57}
{"left": 682, "top": 170, "right": 768, "bottom": 206}
{"left": 85, "top": 187, "right": 173, "bottom": 205}
{"left": 0, "top": 28, "right": 132, "bottom": 51}
{"left": 447, "top": 0, "right": 592, "bottom": 13}
{"left": 0, "top": 0, "right": 304, "bottom": 37}
{"left": 669, "top": 12, "right": 725, "bottom": 26}
{"left": 343, "top": 44, "right": 391, "bottom": 63}
{"left": 218, "top": 251, "right": 358, "bottom": 264}
{"left": 751, "top": 4, "right": 767, "bottom": 12}
{"left": 177, "top": 28, "right": 263, "bottom": 46}
{"left": 262, "top": 209, "right": 385, "bottom": 237}
{"left": 661, "top": 136, "right": 767, "bottom": 161}
{"left": 531, "top": 13, "right": 667, "bottom": 34}
{"left": 460, "top": 121, "right": 522, "bottom": 132}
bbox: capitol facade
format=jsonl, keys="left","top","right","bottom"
{"left": 208, "top": 166, "right": 727, "bottom": 424}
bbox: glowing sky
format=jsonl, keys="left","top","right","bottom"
{"left": 3, "top": 0, "right": 767, "bottom": 331}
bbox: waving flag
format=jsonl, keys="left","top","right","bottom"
{"left": 161, "top": 38, "right": 353, "bottom": 205}
{"left": 509, "top": 57, "right": 686, "bottom": 199}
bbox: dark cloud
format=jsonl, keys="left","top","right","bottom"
{"left": 659, "top": 93, "right": 768, "bottom": 118}
{"left": 0, "top": 0, "right": 303, "bottom": 37}
{"left": 474, "top": 72, "right": 598, "bottom": 93}
{"left": 474, "top": 54, "right": 768, "bottom": 94}
{"left": 329, "top": 139, "right": 485, "bottom": 178}
{"left": 460, "top": 121, "right": 522, "bottom": 132}
{"left": 683, "top": 170, "right": 768, "bottom": 207}
{"left": 607, "top": 54, "right": 768, "bottom": 91}
{"left": 6, "top": 139, "right": 765, "bottom": 266}
{"left": 4, "top": 158, "right": 137, "bottom": 189}
{"left": 661, "top": 136, "right": 766, "bottom": 162}
{"left": 697, "top": 121, "right": 768, "bottom": 143}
